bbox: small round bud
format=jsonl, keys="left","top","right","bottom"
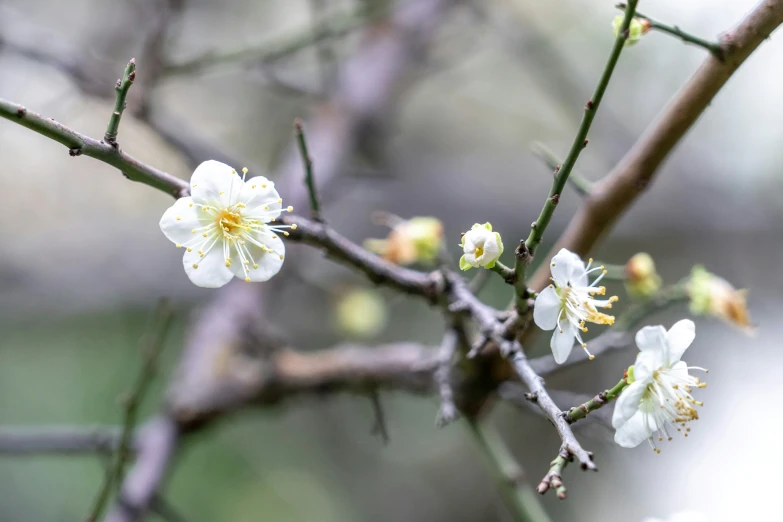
{"left": 612, "top": 15, "right": 650, "bottom": 46}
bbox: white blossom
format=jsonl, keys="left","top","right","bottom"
{"left": 159, "top": 160, "right": 294, "bottom": 288}
{"left": 533, "top": 248, "right": 618, "bottom": 363}
{"left": 613, "top": 319, "right": 708, "bottom": 451}
{"left": 459, "top": 222, "right": 504, "bottom": 270}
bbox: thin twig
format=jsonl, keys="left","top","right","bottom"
{"left": 87, "top": 300, "right": 175, "bottom": 522}
{"left": 104, "top": 58, "right": 136, "bottom": 145}
{"left": 515, "top": 0, "right": 639, "bottom": 302}
{"left": 615, "top": 3, "right": 724, "bottom": 59}
{"left": 0, "top": 427, "right": 123, "bottom": 455}
{"left": 163, "top": 3, "right": 388, "bottom": 76}
{"left": 536, "top": 449, "right": 570, "bottom": 499}
{"left": 0, "top": 98, "right": 189, "bottom": 198}
{"left": 529, "top": 0, "right": 783, "bottom": 291}
{"left": 467, "top": 419, "right": 552, "bottom": 522}
{"left": 565, "top": 378, "right": 628, "bottom": 424}
{"left": 294, "top": 118, "right": 322, "bottom": 221}
{"left": 368, "top": 389, "right": 389, "bottom": 444}
{"left": 530, "top": 141, "right": 593, "bottom": 197}
{"left": 488, "top": 261, "right": 515, "bottom": 283}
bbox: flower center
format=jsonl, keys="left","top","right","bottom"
{"left": 474, "top": 245, "right": 484, "bottom": 258}
{"left": 217, "top": 208, "right": 243, "bottom": 235}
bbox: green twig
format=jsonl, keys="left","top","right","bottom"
{"left": 294, "top": 118, "right": 322, "bottom": 221}
{"left": 514, "top": 0, "right": 638, "bottom": 306}
{"left": 164, "top": 4, "right": 388, "bottom": 76}
{"left": 536, "top": 450, "right": 569, "bottom": 499}
{"left": 488, "top": 260, "right": 515, "bottom": 282}
{"left": 104, "top": 58, "right": 136, "bottom": 145}
{"left": 566, "top": 378, "right": 628, "bottom": 423}
{"left": 468, "top": 419, "right": 552, "bottom": 522}
{"left": 530, "top": 141, "right": 593, "bottom": 197}
{"left": 615, "top": 4, "right": 724, "bottom": 59}
{"left": 86, "top": 300, "right": 175, "bottom": 522}
{"left": 0, "top": 98, "right": 189, "bottom": 198}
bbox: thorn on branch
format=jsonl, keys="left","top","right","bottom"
{"left": 69, "top": 147, "right": 83, "bottom": 156}
{"left": 15, "top": 107, "right": 26, "bottom": 117}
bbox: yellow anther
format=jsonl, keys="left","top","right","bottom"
{"left": 287, "top": 206, "right": 293, "bottom": 212}
{"left": 245, "top": 277, "right": 251, "bottom": 282}
{"left": 242, "top": 167, "right": 248, "bottom": 174}
{"left": 219, "top": 191, "right": 224, "bottom": 195}
{"left": 252, "top": 185, "right": 256, "bottom": 189}
{"left": 191, "top": 229, "right": 197, "bottom": 234}
{"left": 192, "top": 263, "right": 198, "bottom": 269}
{"left": 551, "top": 263, "right": 556, "bottom": 267}
{"left": 253, "top": 263, "right": 259, "bottom": 269}
{"left": 262, "top": 183, "right": 267, "bottom": 188}
{"left": 202, "top": 233, "right": 208, "bottom": 237}
{"left": 189, "top": 203, "right": 193, "bottom": 207}
{"left": 277, "top": 198, "right": 282, "bottom": 204}
{"left": 588, "top": 258, "right": 593, "bottom": 263}
{"left": 283, "top": 231, "right": 289, "bottom": 236}
{"left": 588, "top": 354, "right": 595, "bottom": 360}
{"left": 582, "top": 343, "right": 587, "bottom": 348}
{"left": 244, "top": 260, "right": 249, "bottom": 265}
{"left": 198, "top": 250, "right": 204, "bottom": 257}
{"left": 264, "top": 205, "right": 269, "bottom": 211}
{"left": 175, "top": 244, "right": 182, "bottom": 248}
{"left": 279, "top": 255, "right": 284, "bottom": 260}
{"left": 225, "top": 258, "right": 232, "bottom": 267}
{"left": 176, "top": 216, "right": 181, "bottom": 221}
{"left": 231, "top": 169, "right": 236, "bottom": 174}
{"left": 291, "top": 224, "right": 297, "bottom": 230}
{"left": 187, "top": 248, "right": 192, "bottom": 252}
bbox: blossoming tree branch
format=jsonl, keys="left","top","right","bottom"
{"left": 0, "top": 1, "right": 776, "bottom": 521}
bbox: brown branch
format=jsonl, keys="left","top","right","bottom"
{"left": 529, "top": 0, "right": 783, "bottom": 291}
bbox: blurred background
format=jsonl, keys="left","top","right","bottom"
{"left": 1, "top": 0, "right": 781, "bottom": 521}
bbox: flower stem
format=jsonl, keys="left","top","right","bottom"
{"left": 468, "top": 419, "right": 553, "bottom": 522}
{"left": 566, "top": 378, "right": 628, "bottom": 423}
{"left": 294, "top": 118, "right": 322, "bottom": 221}
{"left": 488, "top": 260, "right": 515, "bottom": 282}
{"left": 615, "top": 4, "right": 724, "bottom": 59}
{"left": 104, "top": 58, "right": 136, "bottom": 145}
{"left": 514, "top": 0, "right": 639, "bottom": 303}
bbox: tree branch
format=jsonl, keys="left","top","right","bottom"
{"left": 104, "top": 58, "right": 137, "bottom": 146}
{"left": 0, "top": 98, "right": 189, "bottom": 198}
{"left": 530, "top": 0, "right": 783, "bottom": 291}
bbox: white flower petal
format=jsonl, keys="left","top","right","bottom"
{"left": 159, "top": 197, "right": 207, "bottom": 245}
{"left": 230, "top": 232, "right": 285, "bottom": 282}
{"left": 238, "top": 176, "right": 282, "bottom": 220}
{"left": 635, "top": 324, "right": 668, "bottom": 353}
{"left": 190, "top": 160, "right": 237, "bottom": 206}
{"left": 551, "top": 321, "right": 575, "bottom": 364}
{"left": 612, "top": 380, "right": 647, "bottom": 428}
{"left": 614, "top": 410, "right": 655, "bottom": 448}
{"left": 463, "top": 252, "right": 478, "bottom": 267}
{"left": 481, "top": 235, "right": 500, "bottom": 261}
{"left": 550, "top": 248, "right": 585, "bottom": 287}
{"left": 183, "top": 242, "right": 234, "bottom": 288}
{"left": 633, "top": 351, "right": 659, "bottom": 383}
{"left": 533, "top": 286, "right": 561, "bottom": 330}
{"left": 665, "top": 319, "right": 695, "bottom": 363}
{"left": 667, "top": 360, "right": 691, "bottom": 381}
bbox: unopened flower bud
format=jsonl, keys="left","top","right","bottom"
{"left": 612, "top": 15, "right": 650, "bottom": 46}
{"left": 625, "top": 252, "right": 661, "bottom": 298}
{"left": 334, "top": 287, "right": 388, "bottom": 339}
{"left": 459, "top": 222, "right": 504, "bottom": 270}
{"left": 365, "top": 216, "right": 444, "bottom": 266}
{"left": 687, "top": 266, "right": 754, "bottom": 334}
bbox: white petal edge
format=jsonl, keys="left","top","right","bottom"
{"left": 550, "top": 248, "right": 584, "bottom": 287}
{"left": 635, "top": 324, "right": 668, "bottom": 354}
{"left": 533, "top": 286, "right": 561, "bottom": 331}
{"left": 183, "top": 242, "right": 234, "bottom": 288}
{"left": 229, "top": 233, "right": 285, "bottom": 282}
{"left": 665, "top": 319, "right": 695, "bottom": 364}
{"left": 611, "top": 380, "right": 647, "bottom": 428}
{"left": 159, "top": 197, "right": 207, "bottom": 245}
{"left": 190, "top": 160, "right": 237, "bottom": 207}
{"left": 238, "top": 176, "right": 282, "bottom": 219}
{"left": 550, "top": 321, "right": 575, "bottom": 364}
{"left": 614, "top": 410, "right": 655, "bottom": 448}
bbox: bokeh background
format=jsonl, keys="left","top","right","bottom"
{"left": 1, "top": 0, "right": 781, "bottom": 521}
